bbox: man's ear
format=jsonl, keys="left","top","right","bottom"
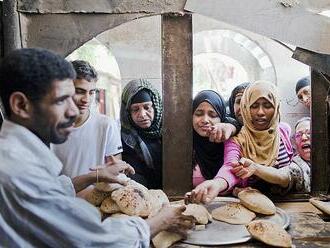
{"left": 9, "top": 92, "right": 33, "bottom": 119}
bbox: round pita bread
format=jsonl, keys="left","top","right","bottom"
{"left": 152, "top": 231, "right": 183, "bottom": 248}
{"left": 183, "top": 204, "right": 210, "bottom": 225}
{"left": 85, "top": 188, "right": 111, "bottom": 206}
{"left": 211, "top": 202, "right": 256, "bottom": 225}
{"left": 100, "top": 196, "right": 121, "bottom": 214}
{"left": 95, "top": 174, "right": 130, "bottom": 192}
{"left": 247, "top": 220, "right": 292, "bottom": 247}
{"left": 148, "top": 189, "right": 170, "bottom": 215}
{"left": 238, "top": 189, "right": 276, "bottom": 215}
{"left": 111, "top": 185, "right": 152, "bottom": 217}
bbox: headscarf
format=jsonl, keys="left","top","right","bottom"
{"left": 295, "top": 76, "right": 310, "bottom": 94}
{"left": 233, "top": 81, "right": 280, "bottom": 167}
{"left": 193, "top": 90, "right": 227, "bottom": 180}
{"left": 121, "top": 79, "right": 162, "bottom": 139}
{"left": 228, "top": 82, "right": 250, "bottom": 119}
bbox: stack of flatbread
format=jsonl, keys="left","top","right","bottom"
{"left": 210, "top": 188, "right": 292, "bottom": 246}
{"left": 211, "top": 188, "right": 276, "bottom": 225}
{"left": 85, "top": 174, "right": 169, "bottom": 218}
{"left": 238, "top": 188, "right": 276, "bottom": 215}
{"left": 85, "top": 175, "right": 187, "bottom": 248}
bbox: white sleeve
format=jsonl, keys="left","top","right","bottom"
{"left": 105, "top": 119, "right": 123, "bottom": 156}
{"left": 1, "top": 171, "right": 150, "bottom": 248}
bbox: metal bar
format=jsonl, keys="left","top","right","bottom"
{"left": 2, "top": 0, "right": 22, "bottom": 55}
{"left": 161, "top": 13, "right": 193, "bottom": 197}
{"left": 311, "top": 69, "right": 330, "bottom": 194}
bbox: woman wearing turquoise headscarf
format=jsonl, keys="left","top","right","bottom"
{"left": 120, "top": 79, "right": 163, "bottom": 189}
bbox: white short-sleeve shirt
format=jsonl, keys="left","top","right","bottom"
{"left": 52, "top": 112, "right": 123, "bottom": 178}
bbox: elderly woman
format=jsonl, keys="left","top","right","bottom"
{"left": 120, "top": 79, "right": 162, "bottom": 189}
{"left": 187, "top": 81, "right": 294, "bottom": 203}
{"left": 228, "top": 82, "right": 250, "bottom": 126}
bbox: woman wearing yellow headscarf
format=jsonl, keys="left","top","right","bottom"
{"left": 186, "top": 81, "right": 293, "bottom": 203}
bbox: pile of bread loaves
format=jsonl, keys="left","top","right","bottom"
{"left": 211, "top": 188, "right": 292, "bottom": 248}
{"left": 85, "top": 174, "right": 210, "bottom": 248}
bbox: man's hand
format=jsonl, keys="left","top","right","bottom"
{"left": 184, "top": 179, "right": 227, "bottom": 204}
{"left": 146, "top": 204, "right": 195, "bottom": 238}
{"left": 231, "top": 158, "right": 256, "bottom": 179}
{"left": 90, "top": 156, "right": 135, "bottom": 185}
{"left": 208, "top": 123, "right": 236, "bottom": 143}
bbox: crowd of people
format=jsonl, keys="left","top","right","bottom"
{"left": 0, "top": 48, "right": 311, "bottom": 246}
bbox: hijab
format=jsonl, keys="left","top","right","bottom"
{"left": 121, "top": 79, "right": 162, "bottom": 139}
{"left": 228, "top": 82, "right": 250, "bottom": 119}
{"left": 193, "top": 90, "right": 227, "bottom": 180}
{"left": 233, "top": 81, "right": 280, "bottom": 166}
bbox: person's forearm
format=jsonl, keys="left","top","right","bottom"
{"left": 72, "top": 172, "right": 96, "bottom": 193}
{"left": 253, "top": 163, "right": 289, "bottom": 188}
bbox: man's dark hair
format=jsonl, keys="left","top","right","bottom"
{"left": 0, "top": 48, "right": 76, "bottom": 116}
{"left": 71, "top": 60, "right": 98, "bottom": 82}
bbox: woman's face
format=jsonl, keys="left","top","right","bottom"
{"left": 130, "top": 101, "right": 154, "bottom": 129}
{"left": 250, "top": 97, "right": 275, "bottom": 131}
{"left": 193, "top": 101, "right": 221, "bottom": 137}
{"left": 233, "top": 92, "right": 244, "bottom": 125}
{"left": 295, "top": 120, "right": 311, "bottom": 162}
{"left": 296, "top": 85, "right": 311, "bottom": 109}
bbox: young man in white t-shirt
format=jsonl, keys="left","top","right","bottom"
{"left": 52, "top": 60, "right": 123, "bottom": 183}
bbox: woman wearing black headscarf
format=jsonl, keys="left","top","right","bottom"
{"left": 192, "top": 90, "right": 237, "bottom": 189}
{"left": 228, "top": 82, "right": 250, "bottom": 126}
{"left": 120, "top": 79, "right": 162, "bottom": 189}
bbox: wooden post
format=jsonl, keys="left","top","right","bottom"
{"left": 311, "top": 69, "right": 330, "bottom": 194}
{"left": 162, "top": 14, "right": 193, "bottom": 197}
{"left": 2, "top": 0, "right": 21, "bottom": 56}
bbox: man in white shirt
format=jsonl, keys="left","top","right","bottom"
{"left": 52, "top": 60, "right": 123, "bottom": 180}
{"left": 0, "top": 48, "right": 194, "bottom": 247}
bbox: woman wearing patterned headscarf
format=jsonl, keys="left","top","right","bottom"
{"left": 187, "top": 81, "right": 293, "bottom": 203}
{"left": 120, "top": 79, "right": 162, "bottom": 189}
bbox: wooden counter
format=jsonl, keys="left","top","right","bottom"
{"left": 173, "top": 202, "right": 330, "bottom": 248}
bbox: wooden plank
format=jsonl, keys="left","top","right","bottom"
{"left": 162, "top": 14, "right": 193, "bottom": 197}
{"left": 17, "top": 0, "right": 185, "bottom": 14}
{"left": 19, "top": 13, "right": 144, "bottom": 56}
{"left": 185, "top": 0, "right": 330, "bottom": 55}
{"left": 2, "top": 0, "right": 22, "bottom": 55}
{"left": 293, "top": 48, "right": 330, "bottom": 76}
{"left": 311, "top": 69, "right": 330, "bottom": 194}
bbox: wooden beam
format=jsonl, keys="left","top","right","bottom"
{"left": 185, "top": 0, "right": 330, "bottom": 55}
{"left": 19, "top": 13, "right": 144, "bottom": 56}
{"left": 17, "top": 0, "right": 186, "bottom": 14}
{"left": 311, "top": 69, "right": 330, "bottom": 194}
{"left": 162, "top": 14, "right": 193, "bottom": 197}
{"left": 293, "top": 48, "right": 330, "bottom": 77}
{"left": 2, "top": 0, "right": 22, "bottom": 55}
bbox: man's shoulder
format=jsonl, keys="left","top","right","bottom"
{"left": 91, "top": 113, "right": 117, "bottom": 125}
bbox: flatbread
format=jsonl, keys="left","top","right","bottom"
{"left": 211, "top": 202, "right": 256, "bottom": 225}
{"left": 100, "top": 196, "right": 121, "bottom": 214}
{"left": 247, "top": 220, "right": 292, "bottom": 247}
{"left": 183, "top": 204, "right": 210, "bottom": 225}
{"left": 111, "top": 185, "right": 152, "bottom": 217}
{"left": 149, "top": 189, "right": 170, "bottom": 215}
{"left": 152, "top": 231, "right": 183, "bottom": 248}
{"left": 85, "top": 188, "right": 111, "bottom": 206}
{"left": 238, "top": 188, "right": 276, "bottom": 215}
{"left": 95, "top": 173, "right": 130, "bottom": 192}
